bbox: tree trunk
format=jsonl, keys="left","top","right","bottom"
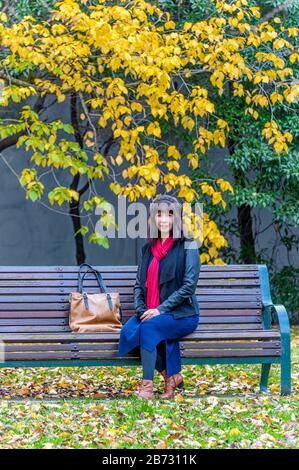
{"left": 228, "top": 137, "right": 256, "bottom": 263}
{"left": 237, "top": 203, "right": 256, "bottom": 264}
{"left": 69, "top": 176, "right": 86, "bottom": 265}
{"left": 70, "top": 92, "right": 86, "bottom": 265}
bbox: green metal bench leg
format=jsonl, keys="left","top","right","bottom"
{"left": 259, "top": 267, "right": 292, "bottom": 396}
{"left": 281, "top": 356, "right": 291, "bottom": 396}
{"left": 260, "top": 364, "right": 271, "bottom": 393}
{"left": 273, "top": 304, "right": 291, "bottom": 396}
{"left": 280, "top": 333, "right": 291, "bottom": 396}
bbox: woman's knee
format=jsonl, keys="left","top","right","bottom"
{"left": 139, "top": 320, "right": 150, "bottom": 335}
{"left": 181, "top": 323, "right": 198, "bottom": 337}
{"left": 139, "top": 320, "right": 157, "bottom": 342}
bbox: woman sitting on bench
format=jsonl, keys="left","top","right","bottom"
{"left": 118, "top": 194, "right": 201, "bottom": 400}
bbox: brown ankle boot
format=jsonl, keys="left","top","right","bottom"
{"left": 137, "top": 379, "right": 154, "bottom": 400}
{"left": 160, "top": 372, "right": 184, "bottom": 399}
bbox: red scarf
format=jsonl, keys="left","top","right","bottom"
{"left": 145, "top": 236, "right": 176, "bottom": 309}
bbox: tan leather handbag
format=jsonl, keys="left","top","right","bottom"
{"left": 69, "top": 263, "right": 123, "bottom": 333}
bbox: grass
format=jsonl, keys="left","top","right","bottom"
{"left": 0, "top": 326, "right": 298, "bottom": 449}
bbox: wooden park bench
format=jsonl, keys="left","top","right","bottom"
{"left": 0, "top": 264, "right": 291, "bottom": 396}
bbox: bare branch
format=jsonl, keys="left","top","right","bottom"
{"left": 0, "top": 71, "right": 38, "bottom": 89}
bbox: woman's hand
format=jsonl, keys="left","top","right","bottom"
{"left": 140, "top": 308, "right": 160, "bottom": 322}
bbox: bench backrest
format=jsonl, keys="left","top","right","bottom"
{"left": 0, "top": 265, "right": 265, "bottom": 334}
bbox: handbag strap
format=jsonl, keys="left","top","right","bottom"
{"left": 78, "top": 263, "right": 110, "bottom": 292}
{"left": 77, "top": 264, "right": 116, "bottom": 314}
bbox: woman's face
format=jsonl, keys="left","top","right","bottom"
{"left": 155, "top": 206, "right": 174, "bottom": 237}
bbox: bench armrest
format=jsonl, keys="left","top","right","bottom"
{"left": 259, "top": 264, "right": 274, "bottom": 328}
{"left": 258, "top": 264, "right": 291, "bottom": 336}
{"left": 270, "top": 304, "right": 291, "bottom": 395}
{"left": 269, "top": 304, "right": 291, "bottom": 338}
{"left": 259, "top": 263, "right": 291, "bottom": 345}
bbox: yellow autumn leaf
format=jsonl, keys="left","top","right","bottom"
{"left": 229, "top": 428, "right": 241, "bottom": 437}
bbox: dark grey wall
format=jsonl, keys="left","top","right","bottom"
{"left": 0, "top": 137, "right": 145, "bottom": 266}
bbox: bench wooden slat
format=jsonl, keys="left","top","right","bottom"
{"left": 196, "top": 324, "right": 263, "bottom": 330}
{"left": 0, "top": 326, "right": 71, "bottom": 333}
{"left": 5, "top": 343, "right": 120, "bottom": 352}
{"left": 0, "top": 308, "right": 262, "bottom": 318}
{"left": 0, "top": 316, "right": 263, "bottom": 326}
{"left": 181, "top": 340, "right": 281, "bottom": 349}
{"left": 4, "top": 340, "right": 280, "bottom": 353}
{"left": 0, "top": 330, "right": 281, "bottom": 342}
{"left": 0, "top": 293, "right": 262, "bottom": 303}
{"left": 0, "top": 301, "right": 263, "bottom": 311}
{"left": 0, "top": 269, "right": 259, "bottom": 276}
{"left": 5, "top": 348, "right": 281, "bottom": 361}
{"left": 0, "top": 291, "right": 261, "bottom": 302}
{"left": 181, "top": 349, "right": 281, "bottom": 358}
{"left": 0, "top": 286, "right": 261, "bottom": 295}
{"left": 0, "top": 324, "right": 264, "bottom": 333}
{"left": 0, "top": 265, "right": 260, "bottom": 271}
{"left": 0, "top": 279, "right": 262, "bottom": 288}
{"left": 4, "top": 351, "right": 130, "bottom": 360}
{"left": 0, "top": 319, "right": 69, "bottom": 326}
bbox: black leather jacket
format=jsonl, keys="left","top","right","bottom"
{"left": 134, "top": 238, "right": 201, "bottom": 319}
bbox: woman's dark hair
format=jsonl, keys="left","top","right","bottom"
{"left": 146, "top": 194, "right": 191, "bottom": 247}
